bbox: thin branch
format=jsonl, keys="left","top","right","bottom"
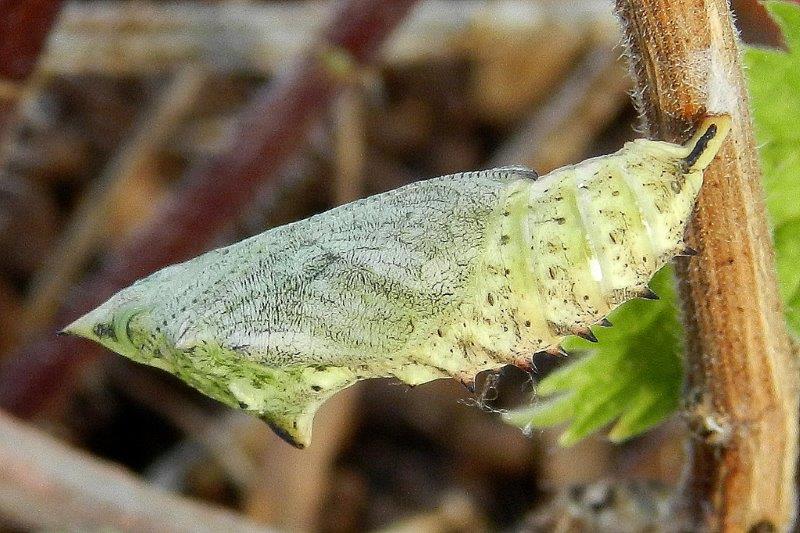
{"left": 20, "top": 67, "right": 207, "bottom": 336}
{"left": 0, "top": 0, "right": 63, "bottom": 152}
{"left": 490, "top": 45, "right": 630, "bottom": 173}
{"left": 0, "top": 0, "right": 420, "bottom": 416}
{"left": 43, "top": 0, "right": 616, "bottom": 76}
{"left": 244, "top": 387, "right": 359, "bottom": 530}
{"left": 332, "top": 85, "right": 367, "bottom": 205}
{"left": 0, "top": 0, "right": 63, "bottom": 81}
{"left": 0, "top": 410, "right": 273, "bottom": 532}
{"left": 615, "top": 1, "right": 799, "bottom": 530}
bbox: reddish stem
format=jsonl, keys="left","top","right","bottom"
{"left": 0, "top": 0, "right": 63, "bottom": 81}
{"left": 0, "top": 0, "right": 64, "bottom": 144}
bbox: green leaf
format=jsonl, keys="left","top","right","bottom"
{"left": 774, "top": 219, "right": 800, "bottom": 332}
{"left": 747, "top": 0, "right": 800, "bottom": 335}
{"left": 505, "top": 1, "right": 800, "bottom": 446}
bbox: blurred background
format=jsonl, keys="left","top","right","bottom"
{"left": 0, "top": 0, "right": 783, "bottom": 531}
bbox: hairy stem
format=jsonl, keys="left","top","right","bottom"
{"left": 615, "top": 0, "right": 799, "bottom": 530}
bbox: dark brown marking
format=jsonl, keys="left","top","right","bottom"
{"left": 684, "top": 123, "right": 718, "bottom": 168}
{"left": 572, "top": 326, "right": 598, "bottom": 343}
{"left": 747, "top": 520, "right": 776, "bottom": 533}
{"left": 92, "top": 322, "right": 117, "bottom": 341}
{"left": 639, "top": 287, "right": 660, "bottom": 300}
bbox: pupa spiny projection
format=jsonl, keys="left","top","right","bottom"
{"left": 64, "top": 115, "right": 731, "bottom": 448}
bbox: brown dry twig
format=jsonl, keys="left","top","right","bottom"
{"left": 616, "top": 0, "right": 799, "bottom": 530}
{"left": 490, "top": 45, "right": 630, "bottom": 173}
{"left": 20, "top": 67, "right": 208, "bottom": 336}
{"left": 0, "top": 410, "right": 273, "bottom": 532}
{"left": 43, "top": 0, "right": 616, "bottom": 76}
{"left": 0, "top": 0, "right": 64, "bottom": 155}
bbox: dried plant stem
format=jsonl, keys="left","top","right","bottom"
{"left": 44, "top": 1, "right": 616, "bottom": 76}
{"left": 0, "top": 410, "right": 273, "bottom": 532}
{"left": 0, "top": 0, "right": 63, "bottom": 156}
{"left": 615, "top": 0, "right": 799, "bottom": 530}
{"left": 490, "top": 45, "right": 630, "bottom": 173}
{"left": 20, "top": 67, "right": 207, "bottom": 336}
{"left": 333, "top": 85, "right": 367, "bottom": 205}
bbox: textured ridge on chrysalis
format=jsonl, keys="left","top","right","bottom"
{"left": 64, "top": 115, "right": 730, "bottom": 448}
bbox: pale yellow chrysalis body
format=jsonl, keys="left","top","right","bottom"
{"left": 65, "top": 116, "right": 730, "bottom": 448}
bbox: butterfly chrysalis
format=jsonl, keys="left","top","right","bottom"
{"left": 65, "top": 115, "right": 731, "bottom": 448}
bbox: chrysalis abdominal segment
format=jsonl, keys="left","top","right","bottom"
{"left": 65, "top": 115, "right": 731, "bottom": 448}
